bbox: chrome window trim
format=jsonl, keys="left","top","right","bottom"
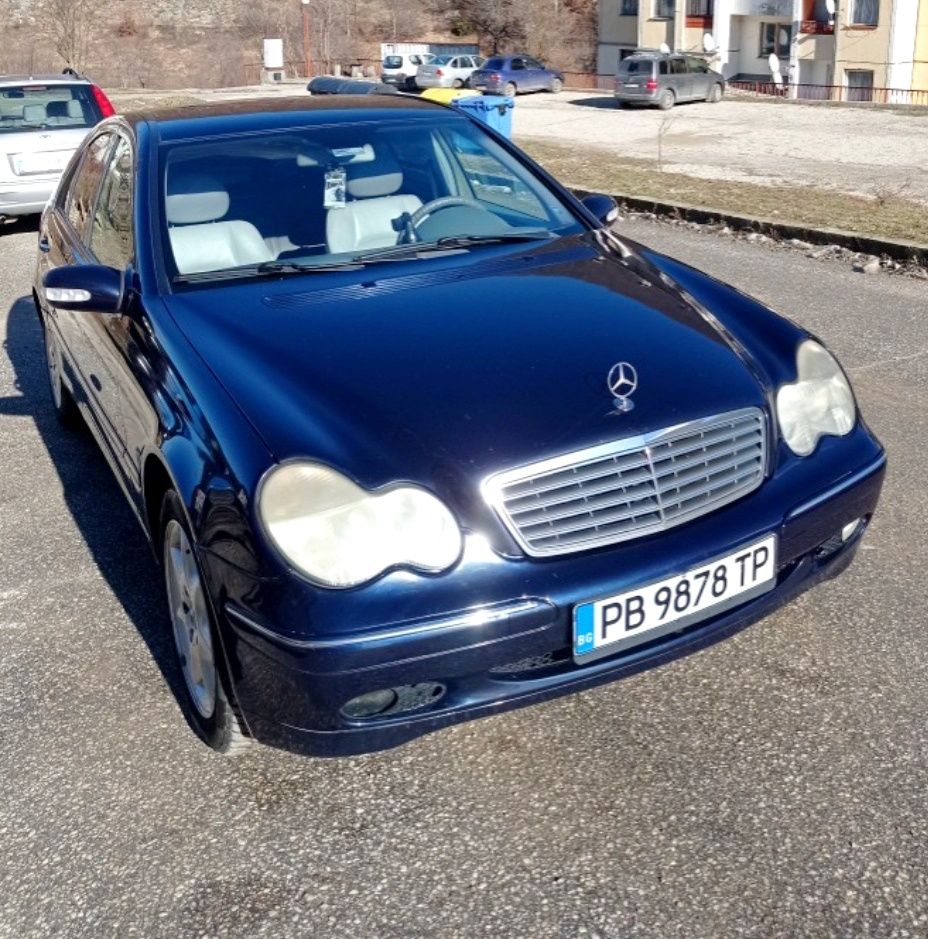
{"left": 482, "top": 407, "right": 767, "bottom": 558}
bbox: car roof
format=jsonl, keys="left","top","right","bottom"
{"left": 0, "top": 75, "right": 91, "bottom": 86}
{"left": 124, "top": 94, "right": 453, "bottom": 139}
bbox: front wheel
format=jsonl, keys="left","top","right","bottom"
{"left": 43, "top": 317, "right": 79, "bottom": 426}
{"left": 707, "top": 83, "right": 723, "bottom": 103}
{"left": 161, "top": 491, "right": 250, "bottom": 754}
{"left": 550, "top": 78, "right": 563, "bottom": 94}
{"left": 658, "top": 89, "right": 675, "bottom": 110}
{"left": 504, "top": 81, "right": 517, "bottom": 98}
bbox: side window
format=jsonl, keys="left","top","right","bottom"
{"left": 443, "top": 129, "right": 547, "bottom": 221}
{"left": 524, "top": 58, "right": 543, "bottom": 69}
{"left": 66, "top": 132, "right": 112, "bottom": 236}
{"left": 659, "top": 60, "right": 669, "bottom": 76}
{"left": 688, "top": 57, "right": 709, "bottom": 73}
{"left": 90, "top": 136, "right": 134, "bottom": 269}
{"left": 670, "top": 57, "right": 686, "bottom": 75}
{"left": 511, "top": 58, "right": 525, "bottom": 71}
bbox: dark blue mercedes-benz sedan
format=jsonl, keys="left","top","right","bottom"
{"left": 34, "top": 95, "right": 885, "bottom": 756}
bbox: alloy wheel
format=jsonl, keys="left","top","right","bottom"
{"left": 164, "top": 519, "right": 217, "bottom": 719}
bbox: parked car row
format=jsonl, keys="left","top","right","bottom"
{"left": 380, "top": 52, "right": 564, "bottom": 97}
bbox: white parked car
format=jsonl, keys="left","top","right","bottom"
{"left": 0, "top": 73, "right": 114, "bottom": 221}
{"left": 380, "top": 53, "right": 436, "bottom": 91}
{"left": 416, "top": 55, "right": 486, "bottom": 90}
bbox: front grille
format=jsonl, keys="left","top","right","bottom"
{"left": 483, "top": 408, "right": 767, "bottom": 557}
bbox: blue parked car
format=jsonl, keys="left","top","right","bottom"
{"left": 469, "top": 54, "right": 564, "bottom": 97}
{"left": 34, "top": 95, "right": 884, "bottom": 757}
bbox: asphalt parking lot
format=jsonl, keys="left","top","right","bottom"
{"left": 1, "top": 215, "right": 926, "bottom": 937}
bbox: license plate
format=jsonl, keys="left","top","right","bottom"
{"left": 625, "top": 83, "right": 639, "bottom": 88}
{"left": 12, "top": 151, "right": 70, "bottom": 176}
{"left": 573, "top": 535, "right": 777, "bottom": 662}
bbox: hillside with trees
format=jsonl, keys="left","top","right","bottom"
{"left": 0, "top": 0, "right": 595, "bottom": 88}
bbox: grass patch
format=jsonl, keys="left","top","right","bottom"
{"left": 110, "top": 91, "right": 208, "bottom": 112}
{"left": 520, "top": 138, "right": 928, "bottom": 245}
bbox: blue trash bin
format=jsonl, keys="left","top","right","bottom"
{"left": 451, "top": 95, "right": 514, "bottom": 139}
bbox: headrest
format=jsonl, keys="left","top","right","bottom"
{"left": 47, "top": 100, "right": 69, "bottom": 118}
{"left": 165, "top": 172, "right": 230, "bottom": 225}
{"left": 66, "top": 99, "right": 83, "bottom": 118}
{"left": 23, "top": 104, "right": 46, "bottom": 123}
{"left": 346, "top": 150, "right": 402, "bottom": 199}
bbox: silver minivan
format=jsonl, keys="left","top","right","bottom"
{"left": 614, "top": 53, "right": 725, "bottom": 110}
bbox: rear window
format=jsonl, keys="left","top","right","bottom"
{"left": 432, "top": 55, "right": 454, "bottom": 65}
{"left": 383, "top": 56, "right": 403, "bottom": 69}
{"left": 484, "top": 58, "right": 505, "bottom": 70}
{"left": 0, "top": 83, "right": 100, "bottom": 134}
{"left": 619, "top": 59, "right": 653, "bottom": 76}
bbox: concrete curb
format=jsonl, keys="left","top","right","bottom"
{"left": 570, "top": 188, "right": 928, "bottom": 265}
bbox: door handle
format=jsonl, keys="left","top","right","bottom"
{"left": 38, "top": 235, "right": 50, "bottom": 253}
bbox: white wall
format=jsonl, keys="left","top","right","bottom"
{"left": 887, "top": 0, "right": 919, "bottom": 89}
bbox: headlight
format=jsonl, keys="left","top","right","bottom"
{"left": 258, "top": 462, "right": 462, "bottom": 588}
{"left": 776, "top": 340, "right": 856, "bottom": 456}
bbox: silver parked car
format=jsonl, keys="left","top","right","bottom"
{"left": 0, "top": 73, "right": 114, "bottom": 220}
{"left": 415, "top": 54, "right": 485, "bottom": 90}
{"left": 614, "top": 53, "right": 725, "bottom": 110}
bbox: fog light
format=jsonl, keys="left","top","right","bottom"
{"left": 341, "top": 689, "right": 398, "bottom": 719}
{"left": 842, "top": 519, "right": 862, "bottom": 542}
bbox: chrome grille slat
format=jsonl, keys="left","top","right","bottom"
{"left": 502, "top": 452, "right": 650, "bottom": 500}
{"left": 483, "top": 408, "right": 767, "bottom": 558}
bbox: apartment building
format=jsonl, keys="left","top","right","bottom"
{"left": 598, "top": 0, "right": 928, "bottom": 95}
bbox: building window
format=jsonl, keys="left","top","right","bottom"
{"left": 760, "top": 22, "right": 792, "bottom": 58}
{"left": 850, "top": 0, "right": 878, "bottom": 26}
{"left": 846, "top": 69, "right": 874, "bottom": 101}
{"left": 655, "top": 0, "right": 675, "bottom": 18}
{"left": 620, "top": 0, "right": 638, "bottom": 14}
{"left": 686, "top": 0, "right": 713, "bottom": 16}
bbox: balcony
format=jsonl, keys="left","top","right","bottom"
{"left": 800, "top": 19, "right": 835, "bottom": 34}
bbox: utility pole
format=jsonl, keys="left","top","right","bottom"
{"left": 301, "top": 0, "right": 312, "bottom": 78}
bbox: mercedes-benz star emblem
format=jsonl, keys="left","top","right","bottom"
{"left": 607, "top": 361, "right": 638, "bottom": 413}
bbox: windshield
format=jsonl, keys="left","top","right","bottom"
{"left": 431, "top": 56, "right": 454, "bottom": 66}
{"left": 483, "top": 58, "right": 505, "bottom": 70}
{"left": 161, "top": 117, "right": 581, "bottom": 281}
{"left": 383, "top": 56, "right": 403, "bottom": 68}
{"left": 0, "top": 83, "right": 100, "bottom": 134}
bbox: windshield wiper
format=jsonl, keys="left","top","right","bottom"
{"left": 355, "top": 230, "right": 554, "bottom": 263}
{"left": 173, "top": 259, "right": 365, "bottom": 284}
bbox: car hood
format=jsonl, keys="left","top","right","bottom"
{"left": 166, "top": 234, "right": 770, "bottom": 508}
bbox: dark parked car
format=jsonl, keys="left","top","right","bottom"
{"left": 469, "top": 55, "right": 564, "bottom": 97}
{"left": 34, "top": 95, "right": 884, "bottom": 757}
{"left": 614, "top": 53, "right": 726, "bottom": 110}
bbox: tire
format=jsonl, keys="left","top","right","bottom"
{"left": 42, "top": 315, "right": 79, "bottom": 426}
{"left": 404, "top": 76, "right": 417, "bottom": 91}
{"left": 707, "top": 83, "right": 723, "bottom": 103}
{"left": 658, "top": 88, "right": 675, "bottom": 111}
{"left": 504, "top": 81, "right": 517, "bottom": 98}
{"left": 452, "top": 78, "right": 463, "bottom": 89}
{"left": 550, "top": 78, "right": 563, "bottom": 94}
{"left": 160, "top": 490, "right": 250, "bottom": 754}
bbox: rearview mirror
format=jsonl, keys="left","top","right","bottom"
{"left": 43, "top": 265, "right": 124, "bottom": 313}
{"left": 581, "top": 193, "right": 620, "bottom": 227}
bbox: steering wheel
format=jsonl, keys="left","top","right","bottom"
{"left": 401, "top": 196, "right": 489, "bottom": 241}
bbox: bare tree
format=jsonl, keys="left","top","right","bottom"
{"left": 38, "top": 0, "right": 93, "bottom": 72}
{"left": 451, "top": 0, "right": 526, "bottom": 53}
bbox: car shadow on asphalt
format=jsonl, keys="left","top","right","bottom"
{"left": 566, "top": 96, "right": 618, "bottom": 109}
{"left": 1, "top": 293, "right": 191, "bottom": 722}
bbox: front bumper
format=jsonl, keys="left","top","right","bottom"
{"left": 213, "top": 436, "right": 886, "bottom": 757}
{"left": 0, "top": 175, "right": 57, "bottom": 216}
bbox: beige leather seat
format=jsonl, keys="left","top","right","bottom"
{"left": 166, "top": 175, "right": 274, "bottom": 275}
{"left": 326, "top": 153, "right": 421, "bottom": 254}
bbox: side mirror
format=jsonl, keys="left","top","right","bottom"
{"left": 581, "top": 193, "right": 620, "bottom": 227}
{"left": 43, "top": 264, "right": 124, "bottom": 313}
